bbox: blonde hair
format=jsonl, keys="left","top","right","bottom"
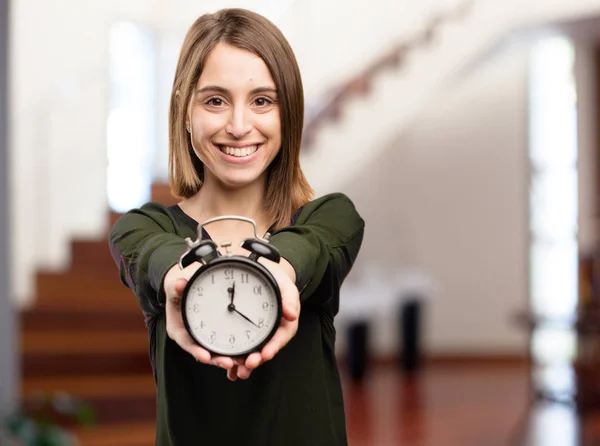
{"left": 168, "top": 8, "right": 313, "bottom": 229}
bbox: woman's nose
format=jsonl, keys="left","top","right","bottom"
{"left": 225, "top": 105, "right": 252, "bottom": 139}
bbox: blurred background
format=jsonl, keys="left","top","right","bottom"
{"left": 2, "top": 0, "right": 600, "bottom": 444}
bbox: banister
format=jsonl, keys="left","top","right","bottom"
{"left": 302, "top": 0, "right": 474, "bottom": 149}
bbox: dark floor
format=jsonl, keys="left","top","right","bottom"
{"left": 340, "top": 361, "right": 600, "bottom": 446}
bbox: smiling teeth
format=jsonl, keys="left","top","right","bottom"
{"left": 221, "top": 145, "right": 258, "bottom": 157}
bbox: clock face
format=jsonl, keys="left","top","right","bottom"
{"left": 182, "top": 259, "right": 281, "bottom": 356}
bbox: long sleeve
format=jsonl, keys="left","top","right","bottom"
{"left": 269, "top": 193, "right": 365, "bottom": 311}
{"left": 108, "top": 202, "right": 193, "bottom": 322}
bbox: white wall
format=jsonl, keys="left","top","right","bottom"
{"left": 277, "top": 0, "right": 442, "bottom": 105}
{"left": 339, "top": 39, "right": 530, "bottom": 355}
{"left": 10, "top": 0, "right": 112, "bottom": 304}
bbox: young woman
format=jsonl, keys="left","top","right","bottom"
{"left": 109, "top": 8, "right": 364, "bottom": 446}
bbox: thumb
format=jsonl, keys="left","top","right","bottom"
{"left": 281, "top": 293, "right": 299, "bottom": 321}
{"left": 174, "top": 277, "right": 188, "bottom": 296}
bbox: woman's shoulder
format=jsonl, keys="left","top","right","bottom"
{"left": 293, "top": 192, "right": 362, "bottom": 224}
{"left": 110, "top": 201, "right": 185, "bottom": 235}
{"left": 307, "top": 192, "right": 354, "bottom": 206}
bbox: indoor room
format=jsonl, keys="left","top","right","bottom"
{"left": 1, "top": 0, "right": 600, "bottom": 445}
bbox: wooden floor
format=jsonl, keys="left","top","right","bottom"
{"left": 341, "top": 360, "right": 598, "bottom": 446}
{"left": 67, "top": 360, "right": 600, "bottom": 446}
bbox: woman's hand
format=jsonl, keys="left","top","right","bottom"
{"left": 163, "top": 263, "right": 236, "bottom": 370}
{"left": 163, "top": 254, "right": 300, "bottom": 381}
{"left": 231, "top": 257, "right": 300, "bottom": 381}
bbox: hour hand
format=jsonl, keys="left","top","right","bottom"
{"left": 227, "top": 281, "right": 236, "bottom": 304}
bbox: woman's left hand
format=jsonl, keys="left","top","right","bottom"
{"left": 226, "top": 256, "right": 300, "bottom": 381}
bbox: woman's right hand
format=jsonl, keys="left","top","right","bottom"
{"left": 163, "top": 263, "right": 236, "bottom": 370}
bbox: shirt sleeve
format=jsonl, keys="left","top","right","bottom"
{"left": 107, "top": 202, "right": 190, "bottom": 321}
{"left": 268, "top": 193, "right": 365, "bottom": 305}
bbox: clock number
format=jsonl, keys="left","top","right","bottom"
{"left": 196, "top": 287, "right": 203, "bottom": 297}
{"left": 253, "top": 285, "right": 262, "bottom": 295}
{"left": 200, "top": 321, "right": 206, "bottom": 329}
{"left": 262, "top": 301, "right": 269, "bottom": 311}
{"left": 210, "top": 331, "right": 216, "bottom": 343}
{"left": 211, "top": 274, "right": 215, "bottom": 284}
{"left": 258, "top": 318, "right": 264, "bottom": 328}
{"left": 229, "top": 335, "right": 235, "bottom": 344}
{"left": 241, "top": 273, "right": 249, "bottom": 284}
{"left": 193, "top": 304, "right": 200, "bottom": 313}
{"left": 224, "top": 268, "right": 234, "bottom": 280}
{"left": 246, "top": 330, "right": 251, "bottom": 339}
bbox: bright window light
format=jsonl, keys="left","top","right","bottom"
{"left": 528, "top": 36, "right": 578, "bottom": 363}
{"left": 107, "top": 22, "right": 157, "bottom": 213}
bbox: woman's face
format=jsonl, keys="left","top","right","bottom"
{"left": 188, "top": 42, "right": 282, "bottom": 190}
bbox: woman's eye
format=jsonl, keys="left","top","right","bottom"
{"left": 205, "top": 97, "right": 224, "bottom": 107}
{"left": 254, "top": 97, "right": 272, "bottom": 107}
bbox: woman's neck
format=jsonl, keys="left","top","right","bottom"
{"left": 180, "top": 175, "right": 272, "bottom": 236}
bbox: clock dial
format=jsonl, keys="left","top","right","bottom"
{"left": 183, "top": 261, "right": 280, "bottom": 356}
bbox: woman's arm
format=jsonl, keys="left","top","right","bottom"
{"left": 269, "top": 193, "right": 365, "bottom": 304}
{"left": 108, "top": 203, "right": 237, "bottom": 369}
{"left": 108, "top": 202, "right": 191, "bottom": 320}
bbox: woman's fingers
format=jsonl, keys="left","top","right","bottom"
{"left": 236, "top": 365, "right": 253, "bottom": 380}
{"left": 262, "top": 317, "right": 298, "bottom": 363}
{"left": 165, "top": 288, "right": 212, "bottom": 364}
{"left": 173, "top": 277, "right": 188, "bottom": 295}
{"left": 175, "top": 329, "right": 213, "bottom": 364}
{"left": 227, "top": 366, "right": 239, "bottom": 381}
{"left": 245, "top": 351, "right": 263, "bottom": 369}
{"left": 281, "top": 290, "right": 300, "bottom": 321}
{"left": 166, "top": 272, "right": 235, "bottom": 368}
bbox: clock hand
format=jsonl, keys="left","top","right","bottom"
{"left": 227, "top": 282, "right": 235, "bottom": 305}
{"left": 227, "top": 281, "right": 236, "bottom": 305}
{"left": 228, "top": 305, "right": 260, "bottom": 329}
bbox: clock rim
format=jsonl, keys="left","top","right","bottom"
{"left": 181, "top": 256, "right": 283, "bottom": 357}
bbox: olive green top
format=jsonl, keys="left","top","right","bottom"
{"left": 108, "top": 193, "right": 365, "bottom": 446}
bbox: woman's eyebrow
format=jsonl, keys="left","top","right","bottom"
{"left": 196, "top": 85, "right": 277, "bottom": 95}
{"left": 249, "top": 86, "right": 277, "bottom": 95}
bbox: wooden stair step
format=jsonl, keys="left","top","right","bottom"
{"left": 22, "top": 393, "right": 156, "bottom": 425}
{"left": 22, "top": 374, "right": 156, "bottom": 399}
{"left": 22, "top": 330, "right": 149, "bottom": 354}
{"left": 22, "top": 375, "right": 157, "bottom": 424}
{"left": 70, "top": 239, "right": 120, "bottom": 273}
{"left": 33, "top": 295, "right": 140, "bottom": 311}
{"left": 22, "top": 351, "right": 152, "bottom": 377}
{"left": 151, "top": 184, "right": 178, "bottom": 206}
{"left": 74, "top": 422, "right": 156, "bottom": 446}
{"left": 108, "top": 211, "right": 123, "bottom": 229}
{"left": 36, "top": 272, "right": 129, "bottom": 298}
{"left": 21, "top": 308, "right": 146, "bottom": 331}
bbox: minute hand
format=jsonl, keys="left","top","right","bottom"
{"left": 233, "top": 308, "right": 260, "bottom": 328}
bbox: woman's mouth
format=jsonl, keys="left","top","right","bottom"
{"left": 218, "top": 145, "right": 259, "bottom": 157}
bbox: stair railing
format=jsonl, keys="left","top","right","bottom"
{"left": 301, "top": 0, "right": 474, "bottom": 149}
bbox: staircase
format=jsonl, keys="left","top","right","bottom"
{"left": 19, "top": 184, "right": 178, "bottom": 446}
{"left": 299, "top": 0, "right": 600, "bottom": 195}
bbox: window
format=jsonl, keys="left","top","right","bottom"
{"left": 106, "top": 22, "right": 157, "bottom": 213}
{"left": 528, "top": 36, "right": 578, "bottom": 368}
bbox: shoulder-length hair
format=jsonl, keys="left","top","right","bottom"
{"left": 168, "top": 8, "right": 313, "bottom": 230}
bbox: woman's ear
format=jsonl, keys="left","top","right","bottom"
{"left": 186, "top": 123, "right": 191, "bottom": 133}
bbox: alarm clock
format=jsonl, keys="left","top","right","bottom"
{"left": 178, "top": 216, "right": 282, "bottom": 357}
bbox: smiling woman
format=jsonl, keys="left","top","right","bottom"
{"left": 168, "top": 10, "right": 310, "bottom": 231}
{"left": 187, "top": 43, "right": 282, "bottom": 191}
{"left": 108, "top": 8, "right": 365, "bottom": 446}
